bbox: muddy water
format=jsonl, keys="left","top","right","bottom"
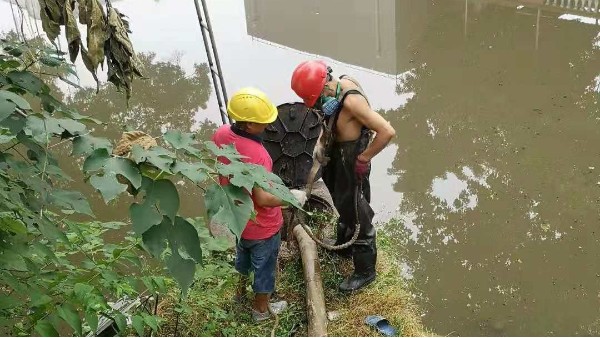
{"left": 2, "top": 0, "right": 600, "bottom": 335}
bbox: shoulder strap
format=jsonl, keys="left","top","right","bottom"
{"left": 321, "top": 77, "right": 370, "bottom": 152}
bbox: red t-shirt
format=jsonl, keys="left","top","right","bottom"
{"left": 211, "top": 125, "right": 283, "bottom": 240}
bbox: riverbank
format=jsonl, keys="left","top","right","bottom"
{"left": 156, "top": 230, "right": 431, "bottom": 336}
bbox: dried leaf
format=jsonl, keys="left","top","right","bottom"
{"left": 104, "top": 7, "right": 143, "bottom": 100}
{"left": 64, "top": 0, "right": 81, "bottom": 63}
{"left": 81, "top": 45, "right": 99, "bottom": 92}
{"left": 46, "top": 0, "right": 65, "bottom": 23}
{"left": 85, "top": 0, "right": 106, "bottom": 71}
{"left": 108, "top": 8, "right": 134, "bottom": 55}
{"left": 40, "top": 0, "right": 61, "bottom": 41}
{"left": 77, "top": 0, "right": 89, "bottom": 24}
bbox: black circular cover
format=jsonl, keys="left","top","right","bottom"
{"left": 261, "top": 102, "right": 323, "bottom": 188}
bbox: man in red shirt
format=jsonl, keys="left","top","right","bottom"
{"left": 212, "top": 87, "right": 307, "bottom": 321}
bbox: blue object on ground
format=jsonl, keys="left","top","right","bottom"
{"left": 365, "top": 315, "right": 398, "bottom": 336}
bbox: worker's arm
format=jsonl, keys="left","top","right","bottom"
{"left": 252, "top": 186, "right": 308, "bottom": 208}
{"left": 345, "top": 94, "right": 396, "bottom": 161}
{"left": 252, "top": 186, "right": 283, "bottom": 208}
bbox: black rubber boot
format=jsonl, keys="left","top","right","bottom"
{"left": 339, "top": 251, "right": 377, "bottom": 292}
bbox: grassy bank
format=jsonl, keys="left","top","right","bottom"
{"left": 157, "top": 231, "right": 431, "bottom": 336}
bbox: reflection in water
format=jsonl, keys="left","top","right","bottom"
{"left": 244, "top": 0, "right": 427, "bottom": 77}
{"left": 381, "top": 0, "right": 600, "bottom": 335}
{"left": 54, "top": 52, "right": 214, "bottom": 224}
{"left": 69, "top": 52, "right": 212, "bottom": 137}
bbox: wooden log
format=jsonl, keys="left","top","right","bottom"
{"left": 293, "top": 224, "right": 328, "bottom": 337}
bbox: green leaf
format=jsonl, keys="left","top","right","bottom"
{"left": 204, "top": 141, "right": 246, "bottom": 161}
{"left": 253, "top": 166, "right": 301, "bottom": 208}
{"left": 105, "top": 157, "right": 142, "bottom": 189}
{"left": 141, "top": 220, "right": 168, "bottom": 257}
{"left": 131, "top": 146, "right": 175, "bottom": 173}
{"left": 172, "top": 161, "right": 209, "bottom": 184}
{"left": 203, "top": 236, "right": 234, "bottom": 252}
{"left": 0, "top": 295, "right": 24, "bottom": 310}
{"left": 131, "top": 179, "right": 179, "bottom": 235}
{"left": 24, "top": 115, "right": 56, "bottom": 144}
{"left": 47, "top": 190, "right": 94, "bottom": 216}
{"left": 0, "top": 98, "right": 16, "bottom": 122}
{"left": 130, "top": 201, "right": 162, "bottom": 236}
{"left": 163, "top": 130, "right": 201, "bottom": 157}
{"left": 150, "top": 179, "right": 179, "bottom": 222}
{"left": 36, "top": 217, "right": 68, "bottom": 242}
{"left": 7, "top": 71, "right": 46, "bottom": 94}
{"left": 100, "top": 221, "right": 126, "bottom": 229}
{"left": 30, "top": 294, "right": 53, "bottom": 307}
{"left": 32, "top": 242, "right": 57, "bottom": 262}
{"left": 142, "top": 313, "right": 158, "bottom": 332}
{"left": 56, "top": 118, "right": 86, "bottom": 136}
{"left": 40, "top": 55, "right": 64, "bottom": 67}
{"left": 0, "top": 89, "right": 31, "bottom": 110}
{"left": 0, "top": 247, "right": 28, "bottom": 271}
{"left": 171, "top": 217, "right": 202, "bottom": 263}
{"left": 83, "top": 148, "right": 111, "bottom": 172}
{"left": 90, "top": 172, "right": 128, "bottom": 203}
{"left": 35, "top": 319, "right": 59, "bottom": 336}
{"left": 72, "top": 135, "right": 112, "bottom": 156}
{"left": 205, "top": 184, "right": 253, "bottom": 239}
{"left": 132, "top": 315, "right": 145, "bottom": 336}
{"left": 1, "top": 114, "right": 26, "bottom": 134}
{"left": 153, "top": 277, "right": 167, "bottom": 293}
{"left": 216, "top": 162, "right": 256, "bottom": 192}
{"left": 166, "top": 249, "right": 195, "bottom": 296}
{"left": 0, "top": 216, "right": 26, "bottom": 234}
{"left": 58, "top": 303, "right": 82, "bottom": 336}
{"left": 114, "top": 313, "right": 127, "bottom": 334}
{"left": 0, "top": 127, "right": 16, "bottom": 143}
{"left": 85, "top": 149, "right": 141, "bottom": 200}
{"left": 85, "top": 311, "right": 99, "bottom": 334}
{"left": 73, "top": 283, "right": 94, "bottom": 302}
{"left": 24, "top": 115, "right": 77, "bottom": 144}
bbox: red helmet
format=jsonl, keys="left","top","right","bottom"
{"left": 291, "top": 60, "right": 328, "bottom": 108}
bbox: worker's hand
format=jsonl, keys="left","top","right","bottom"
{"left": 354, "top": 157, "right": 370, "bottom": 179}
{"left": 290, "top": 189, "right": 308, "bottom": 207}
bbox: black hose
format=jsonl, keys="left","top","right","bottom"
{"left": 297, "top": 181, "right": 362, "bottom": 251}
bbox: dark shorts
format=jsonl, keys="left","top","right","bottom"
{"left": 235, "top": 232, "right": 281, "bottom": 294}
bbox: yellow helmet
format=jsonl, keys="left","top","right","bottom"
{"left": 227, "top": 87, "right": 278, "bottom": 124}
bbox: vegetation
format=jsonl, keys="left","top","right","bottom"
{"left": 1, "top": 1, "right": 429, "bottom": 336}
{"left": 155, "top": 231, "right": 431, "bottom": 337}
{"left": 0, "top": 4, "right": 298, "bottom": 335}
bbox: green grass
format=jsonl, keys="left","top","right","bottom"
{"left": 157, "top": 232, "right": 432, "bottom": 336}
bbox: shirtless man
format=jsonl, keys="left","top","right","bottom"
{"left": 290, "top": 60, "right": 396, "bottom": 292}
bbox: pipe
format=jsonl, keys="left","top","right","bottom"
{"left": 293, "top": 224, "right": 328, "bottom": 337}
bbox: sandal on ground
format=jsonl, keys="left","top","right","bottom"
{"left": 365, "top": 315, "right": 398, "bottom": 337}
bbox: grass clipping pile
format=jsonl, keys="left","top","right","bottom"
{"left": 39, "top": 0, "right": 143, "bottom": 97}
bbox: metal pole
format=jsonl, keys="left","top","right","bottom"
{"left": 193, "top": 0, "right": 229, "bottom": 124}
{"left": 464, "top": 0, "right": 468, "bottom": 38}
{"left": 535, "top": 8, "right": 540, "bottom": 50}
{"left": 200, "top": 0, "right": 229, "bottom": 105}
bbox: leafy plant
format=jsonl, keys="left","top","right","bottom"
{"left": 0, "top": 17, "right": 299, "bottom": 337}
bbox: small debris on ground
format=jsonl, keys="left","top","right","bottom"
{"left": 327, "top": 311, "right": 341, "bottom": 322}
